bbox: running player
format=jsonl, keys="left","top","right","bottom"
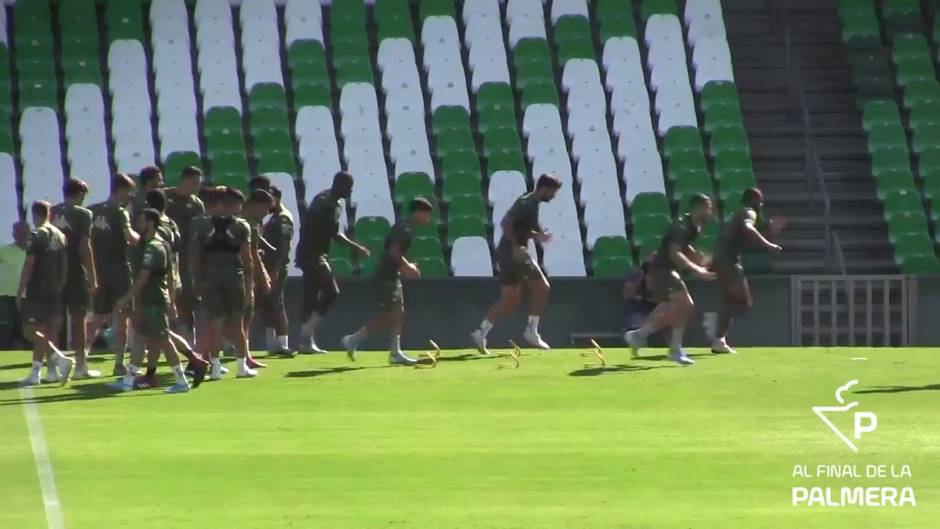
{"left": 17, "top": 201, "right": 74, "bottom": 386}
{"left": 50, "top": 178, "right": 99, "bottom": 379}
{"left": 296, "top": 171, "right": 369, "bottom": 353}
{"left": 89, "top": 174, "right": 139, "bottom": 375}
{"left": 189, "top": 186, "right": 227, "bottom": 374}
{"left": 340, "top": 197, "right": 433, "bottom": 365}
{"left": 164, "top": 166, "right": 204, "bottom": 341}
{"left": 470, "top": 174, "right": 562, "bottom": 353}
{"left": 261, "top": 185, "right": 295, "bottom": 356}
{"left": 130, "top": 166, "right": 164, "bottom": 222}
{"left": 115, "top": 209, "right": 191, "bottom": 393}
{"left": 625, "top": 193, "right": 716, "bottom": 365}
{"left": 190, "top": 187, "right": 257, "bottom": 379}
{"left": 708, "top": 188, "right": 782, "bottom": 355}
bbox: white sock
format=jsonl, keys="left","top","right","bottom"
{"left": 277, "top": 335, "right": 289, "bottom": 349}
{"left": 303, "top": 313, "right": 321, "bottom": 335}
{"left": 265, "top": 328, "right": 276, "bottom": 350}
{"left": 172, "top": 365, "right": 187, "bottom": 384}
{"left": 30, "top": 361, "right": 41, "bottom": 377}
{"left": 353, "top": 327, "right": 368, "bottom": 343}
{"left": 527, "top": 315, "right": 540, "bottom": 332}
{"left": 210, "top": 358, "right": 221, "bottom": 370}
{"left": 635, "top": 322, "right": 657, "bottom": 339}
{"left": 390, "top": 334, "right": 401, "bottom": 353}
{"left": 239, "top": 357, "right": 248, "bottom": 371}
{"left": 52, "top": 348, "right": 67, "bottom": 361}
{"left": 670, "top": 326, "right": 685, "bottom": 353}
{"left": 479, "top": 319, "right": 494, "bottom": 336}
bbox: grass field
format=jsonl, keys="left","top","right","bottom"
{"left": 0, "top": 346, "right": 937, "bottom": 529}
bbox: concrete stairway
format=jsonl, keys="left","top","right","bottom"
{"left": 722, "top": 0, "right": 897, "bottom": 274}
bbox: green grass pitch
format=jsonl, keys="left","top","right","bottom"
{"left": 0, "top": 347, "right": 937, "bottom": 528}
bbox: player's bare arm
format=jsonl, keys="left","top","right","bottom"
{"left": 335, "top": 231, "right": 370, "bottom": 256}
{"left": 391, "top": 242, "right": 420, "bottom": 278}
{"left": 16, "top": 254, "right": 36, "bottom": 309}
{"left": 669, "top": 242, "right": 715, "bottom": 280}
{"left": 119, "top": 268, "right": 151, "bottom": 313}
{"left": 743, "top": 210, "right": 783, "bottom": 252}
{"left": 241, "top": 241, "right": 255, "bottom": 306}
{"left": 188, "top": 236, "right": 201, "bottom": 292}
{"left": 81, "top": 234, "right": 98, "bottom": 293}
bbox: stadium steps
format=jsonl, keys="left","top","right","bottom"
{"left": 723, "top": 0, "right": 896, "bottom": 273}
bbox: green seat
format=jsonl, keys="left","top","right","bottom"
{"left": 253, "top": 128, "right": 293, "bottom": 153}
{"left": 841, "top": 8, "right": 881, "bottom": 49}
{"left": 641, "top": 0, "right": 678, "bottom": 19}
{"left": 163, "top": 152, "right": 202, "bottom": 185}
{"left": 632, "top": 214, "right": 670, "bottom": 248}
{"left": 330, "top": 258, "right": 355, "bottom": 278}
{"left": 18, "top": 77, "right": 57, "bottom": 108}
{"left": 251, "top": 109, "right": 291, "bottom": 134}
{"left": 414, "top": 257, "right": 449, "bottom": 278}
{"left": 476, "top": 83, "right": 515, "bottom": 113}
{"left": 667, "top": 151, "right": 708, "bottom": 181}
{"left": 672, "top": 171, "right": 713, "bottom": 204}
{"left": 62, "top": 57, "right": 102, "bottom": 86}
{"left": 593, "top": 236, "right": 631, "bottom": 258}
{"left": 256, "top": 150, "right": 297, "bottom": 176}
{"left": 704, "top": 105, "right": 744, "bottom": 133}
{"left": 882, "top": 0, "right": 923, "bottom": 37}
{"left": 209, "top": 150, "right": 250, "bottom": 175}
{"left": 597, "top": 0, "right": 638, "bottom": 41}
{"left": 513, "top": 39, "right": 552, "bottom": 67}
{"left": 448, "top": 194, "right": 487, "bottom": 220}
{"left": 899, "top": 254, "right": 940, "bottom": 274}
{"left": 106, "top": 0, "right": 144, "bottom": 41}
{"left": 677, "top": 192, "right": 715, "bottom": 215}
{"left": 249, "top": 84, "right": 288, "bottom": 111}
{"left": 486, "top": 149, "right": 527, "bottom": 176}
{"left": 443, "top": 173, "right": 482, "bottom": 202}
{"left": 631, "top": 192, "right": 670, "bottom": 218}
{"left": 332, "top": 0, "right": 367, "bottom": 26}
{"left": 718, "top": 170, "right": 757, "bottom": 200}
{"left": 909, "top": 101, "right": 940, "bottom": 130}
{"left": 478, "top": 108, "right": 518, "bottom": 135}
{"left": 335, "top": 62, "right": 373, "bottom": 86}
{"left": 553, "top": 16, "right": 594, "bottom": 64}
{"left": 700, "top": 81, "right": 740, "bottom": 113}
{"left": 593, "top": 256, "right": 633, "bottom": 277}
{"left": 913, "top": 124, "right": 940, "bottom": 154}
{"left": 875, "top": 168, "right": 917, "bottom": 199}
{"left": 871, "top": 147, "right": 910, "bottom": 176}
{"left": 664, "top": 127, "right": 704, "bottom": 157}
{"left": 862, "top": 101, "right": 902, "bottom": 130}
{"left": 410, "top": 237, "right": 445, "bottom": 260}
{"left": 903, "top": 80, "right": 940, "bottom": 109}
{"left": 867, "top": 124, "right": 908, "bottom": 152}
{"left": 895, "top": 57, "right": 935, "bottom": 87}
{"left": 447, "top": 216, "right": 486, "bottom": 245}
{"left": 441, "top": 150, "right": 482, "bottom": 181}
{"left": 395, "top": 172, "right": 434, "bottom": 204}
{"left": 420, "top": 0, "right": 455, "bottom": 20}
{"left": 521, "top": 81, "right": 560, "bottom": 108}
{"left": 883, "top": 189, "right": 924, "bottom": 218}
{"left": 378, "top": 16, "right": 414, "bottom": 41}
{"left": 709, "top": 126, "right": 749, "bottom": 156}
{"left": 887, "top": 210, "right": 929, "bottom": 238}
{"left": 714, "top": 150, "right": 754, "bottom": 178}
{"left": 483, "top": 128, "right": 523, "bottom": 157}
{"left": 355, "top": 216, "right": 391, "bottom": 241}
{"left": 919, "top": 146, "right": 940, "bottom": 177}
{"left": 433, "top": 106, "right": 472, "bottom": 136}
{"left": 892, "top": 232, "right": 934, "bottom": 258}
{"left": 891, "top": 33, "right": 930, "bottom": 62}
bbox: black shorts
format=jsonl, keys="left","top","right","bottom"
{"left": 375, "top": 279, "right": 404, "bottom": 311}
{"left": 714, "top": 262, "right": 752, "bottom": 312}
{"left": 23, "top": 293, "right": 60, "bottom": 326}
{"left": 302, "top": 257, "right": 338, "bottom": 315}
{"left": 62, "top": 274, "right": 89, "bottom": 315}
{"left": 496, "top": 242, "right": 540, "bottom": 286}
{"left": 260, "top": 269, "right": 287, "bottom": 323}
{"left": 93, "top": 269, "right": 131, "bottom": 315}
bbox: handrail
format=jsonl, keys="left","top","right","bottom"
{"left": 785, "top": 26, "right": 848, "bottom": 275}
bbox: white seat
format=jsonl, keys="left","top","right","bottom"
{"left": 451, "top": 237, "right": 493, "bottom": 276}
{"left": 691, "top": 36, "right": 734, "bottom": 90}
{"left": 508, "top": 15, "right": 546, "bottom": 47}
{"left": 623, "top": 151, "right": 666, "bottom": 203}
{"left": 0, "top": 6, "right": 7, "bottom": 47}
{"left": 506, "top": 0, "right": 545, "bottom": 25}
{"left": 653, "top": 81, "right": 697, "bottom": 134}
{"left": 340, "top": 83, "right": 381, "bottom": 119}
{"left": 687, "top": 13, "right": 726, "bottom": 46}
{"left": 0, "top": 154, "right": 17, "bottom": 243}
{"left": 353, "top": 193, "right": 395, "bottom": 224}
{"left": 240, "top": 3, "right": 284, "bottom": 90}
{"left": 523, "top": 104, "right": 565, "bottom": 138}
{"left": 550, "top": 0, "right": 588, "bottom": 23}
{"left": 583, "top": 208, "right": 627, "bottom": 249}
{"left": 463, "top": 0, "right": 500, "bottom": 25}
{"left": 488, "top": 170, "right": 528, "bottom": 205}
{"left": 195, "top": 0, "right": 230, "bottom": 24}
{"left": 685, "top": 0, "right": 724, "bottom": 26}
{"left": 20, "top": 109, "right": 64, "bottom": 207}
{"left": 285, "top": 0, "right": 323, "bottom": 45}
{"left": 562, "top": 59, "right": 601, "bottom": 93}
{"left": 240, "top": 0, "right": 277, "bottom": 24}
{"left": 64, "top": 85, "right": 111, "bottom": 201}
{"left": 150, "top": 0, "right": 188, "bottom": 35}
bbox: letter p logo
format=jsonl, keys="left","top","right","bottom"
{"left": 854, "top": 411, "right": 878, "bottom": 440}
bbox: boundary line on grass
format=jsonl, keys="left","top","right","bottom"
{"left": 19, "top": 387, "right": 65, "bottom": 529}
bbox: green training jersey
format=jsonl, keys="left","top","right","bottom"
{"left": 714, "top": 207, "right": 759, "bottom": 267}
{"left": 193, "top": 215, "right": 252, "bottom": 277}
{"left": 263, "top": 207, "right": 294, "bottom": 271}
{"left": 498, "top": 192, "right": 540, "bottom": 248}
{"left": 297, "top": 190, "right": 342, "bottom": 267}
{"left": 25, "top": 224, "right": 67, "bottom": 298}
{"left": 376, "top": 221, "right": 414, "bottom": 281}
{"left": 89, "top": 200, "right": 132, "bottom": 274}
{"left": 652, "top": 214, "right": 701, "bottom": 271}
{"left": 140, "top": 236, "right": 170, "bottom": 307}
{"left": 165, "top": 189, "right": 204, "bottom": 261}
{"left": 50, "top": 202, "right": 92, "bottom": 280}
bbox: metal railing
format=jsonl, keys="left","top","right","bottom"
{"left": 785, "top": 26, "right": 848, "bottom": 275}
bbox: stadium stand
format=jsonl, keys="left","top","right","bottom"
{"left": 2, "top": 0, "right": 937, "bottom": 277}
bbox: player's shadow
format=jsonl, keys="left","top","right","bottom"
{"left": 854, "top": 383, "right": 940, "bottom": 394}
{"left": 285, "top": 366, "right": 376, "bottom": 378}
{"left": 568, "top": 364, "right": 671, "bottom": 377}
{"left": 0, "top": 377, "right": 170, "bottom": 406}
{"left": 0, "top": 362, "right": 35, "bottom": 372}
{"left": 436, "top": 353, "right": 501, "bottom": 363}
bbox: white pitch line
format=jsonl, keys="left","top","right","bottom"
{"left": 18, "top": 387, "right": 66, "bottom": 529}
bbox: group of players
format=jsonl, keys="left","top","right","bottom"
{"left": 14, "top": 164, "right": 781, "bottom": 392}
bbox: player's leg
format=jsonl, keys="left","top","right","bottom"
{"left": 224, "top": 316, "right": 256, "bottom": 378}
{"left": 711, "top": 266, "right": 751, "bottom": 355}
{"left": 300, "top": 260, "right": 338, "bottom": 354}
{"left": 384, "top": 284, "right": 416, "bottom": 365}
{"left": 44, "top": 309, "right": 64, "bottom": 383}
{"left": 19, "top": 320, "right": 44, "bottom": 386}
{"left": 242, "top": 297, "right": 267, "bottom": 370}
{"left": 472, "top": 246, "right": 525, "bottom": 354}
{"left": 264, "top": 280, "right": 293, "bottom": 357}
{"left": 169, "top": 331, "right": 208, "bottom": 385}
{"left": 36, "top": 321, "right": 74, "bottom": 385}
{"left": 158, "top": 323, "right": 190, "bottom": 393}
{"left": 625, "top": 269, "right": 694, "bottom": 365}
{"left": 522, "top": 263, "right": 551, "bottom": 349}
